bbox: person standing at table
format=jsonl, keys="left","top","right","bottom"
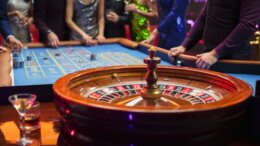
{"left": 34, "top": 0, "right": 68, "bottom": 47}
{"left": 125, "top": 0, "right": 158, "bottom": 42}
{"left": 104, "top": 0, "right": 130, "bottom": 38}
{"left": 168, "top": 0, "right": 260, "bottom": 69}
{"left": 142, "top": 0, "right": 189, "bottom": 50}
{"left": 0, "top": 0, "right": 23, "bottom": 52}
{"left": 7, "top": 0, "right": 33, "bottom": 43}
{"left": 66, "top": 0, "right": 105, "bottom": 45}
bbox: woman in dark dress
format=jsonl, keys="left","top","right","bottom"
{"left": 105, "top": 0, "right": 130, "bottom": 38}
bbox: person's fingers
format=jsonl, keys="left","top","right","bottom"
{"left": 107, "top": 14, "right": 112, "bottom": 18}
{"left": 20, "top": 18, "right": 27, "bottom": 26}
{"left": 55, "top": 38, "right": 60, "bottom": 46}
{"left": 141, "top": 40, "right": 147, "bottom": 44}
{"left": 53, "top": 40, "right": 59, "bottom": 48}
{"left": 109, "top": 12, "right": 115, "bottom": 16}
{"left": 22, "top": 22, "right": 29, "bottom": 27}
{"left": 17, "top": 41, "right": 23, "bottom": 52}
{"left": 168, "top": 51, "right": 175, "bottom": 62}
{"left": 84, "top": 38, "right": 90, "bottom": 45}
{"left": 201, "top": 63, "right": 208, "bottom": 69}
{"left": 10, "top": 43, "right": 15, "bottom": 51}
{"left": 196, "top": 54, "right": 202, "bottom": 57}
{"left": 51, "top": 40, "right": 55, "bottom": 48}
{"left": 171, "top": 49, "right": 181, "bottom": 56}
{"left": 196, "top": 58, "right": 205, "bottom": 69}
{"left": 0, "top": 46, "right": 7, "bottom": 53}
{"left": 107, "top": 16, "right": 112, "bottom": 21}
{"left": 205, "top": 64, "right": 211, "bottom": 70}
{"left": 50, "top": 38, "right": 57, "bottom": 48}
{"left": 98, "top": 37, "right": 105, "bottom": 43}
{"left": 96, "top": 38, "right": 101, "bottom": 43}
{"left": 196, "top": 58, "right": 201, "bottom": 68}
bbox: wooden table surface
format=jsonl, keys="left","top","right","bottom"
{"left": 0, "top": 102, "right": 259, "bottom": 146}
{"left": 0, "top": 102, "right": 59, "bottom": 146}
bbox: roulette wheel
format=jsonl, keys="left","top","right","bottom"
{"left": 53, "top": 49, "right": 252, "bottom": 145}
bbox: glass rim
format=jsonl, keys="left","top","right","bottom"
{"left": 31, "top": 100, "right": 40, "bottom": 107}
{"left": 8, "top": 93, "right": 37, "bottom": 102}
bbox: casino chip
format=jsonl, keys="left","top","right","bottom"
{"left": 90, "top": 54, "right": 96, "bottom": 60}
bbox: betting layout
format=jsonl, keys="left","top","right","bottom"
{"left": 12, "top": 44, "right": 143, "bottom": 85}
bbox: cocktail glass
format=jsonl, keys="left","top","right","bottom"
{"left": 9, "top": 93, "right": 37, "bottom": 145}
{"left": 124, "top": 0, "right": 131, "bottom": 5}
{"left": 124, "top": 0, "right": 131, "bottom": 14}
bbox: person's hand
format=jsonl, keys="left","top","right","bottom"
{"left": 16, "top": 11, "right": 30, "bottom": 27}
{"left": 6, "top": 36, "right": 23, "bottom": 52}
{"left": 20, "top": 17, "right": 32, "bottom": 27}
{"left": 82, "top": 34, "right": 94, "bottom": 45}
{"left": 125, "top": 4, "right": 137, "bottom": 12}
{"left": 22, "top": 17, "right": 33, "bottom": 27}
{"left": 47, "top": 32, "right": 60, "bottom": 48}
{"left": 141, "top": 39, "right": 151, "bottom": 44}
{"left": 141, "top": 37, "right": 153, "bottom": 44}
{"left": 168, "top": 46, "right": 186, "bottom": 62}
{"left": 0, "top": 46, "right": 8, "bottom": 53}
{"left": 95, "top": 35, "right": 106, "bottom": 43}
{"left": 106, "top": 11, "right": 119, "bottom": 23}
{"left": 141, "top": 29, "right": 157, "bottom": 44}
{"left": 196, "top": 50, "right": 219, "bottom": 69}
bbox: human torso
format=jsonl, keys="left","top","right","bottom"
{"left": 7, "top": 0, "right": 31, "bottom": 42}
{"left": 105, "top": 0, "right": 125, "bottom": 17}
{"left": 71, "top": 0, "right": 99, "bottom": 39}
{"left": 130, "top": 0, "right": 150, "bottom": 42}
{"left": 104, "top": 0, "right": 127, "bottom": 38}
{"left": 45, "top": 0, "right": 67, "bottom": 41}
{"left": 157, "top": 0, "right": 187, "bottom": 34}
{"left": 157, "top": 0, "right": 188, "bottom": 49}
{"left": 7, "top": 0, "right": 30, "bottom": 24}
{"left": 203, "top": 0, "right": 240, "bottom": 51}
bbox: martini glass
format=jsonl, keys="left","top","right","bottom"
{"left": 124, "top": 0, "right": 131, "bottom": 14}
{"left": 9, "top": 93, "right": 37, "bottom": 145}
{"left": 124, "top": 0, "right": 131, "bottom": 4}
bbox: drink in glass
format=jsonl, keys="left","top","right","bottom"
{"left": 9, "top": 93, "right": 37, "bottom": 145}
{"left": 22, "top": 101, "right": 40, "bottom": 132}
{"left": 124, "top": 0, "right": 131, "bottom": 4}
{"left": 124, "top": 0, "right": 131, "bottom": 14}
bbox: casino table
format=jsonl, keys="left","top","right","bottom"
{"left": 0, "top": 102, "right": 259, "bottom": 146}
{"left": 0, "top": 38, "right": 259, "bottom": 99}
{"left": 1, "top": 38, "right": 174, "bottom": 102}
{"left": 0, "top": 38, "right": 260, "bottom": 145}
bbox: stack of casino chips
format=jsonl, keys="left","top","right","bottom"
{"left": 13, "top": 52, "right": 32, "bottom": 68}
{"left": 13, "top": 59, "right": 24, "bottom": 69}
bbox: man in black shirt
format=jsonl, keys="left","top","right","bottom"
{"left": 169, "top": 0, "right": 260, "bottom": 69}
{"left": 104, "top": 0, "right": 130, "bottom": 38}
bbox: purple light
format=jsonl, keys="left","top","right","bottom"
{"left": 128, "top": 114, "right": 133, "bottom": 121}
{"left": 187, "top": 20, "right": 195, "bottom": 27}
{"left": 193, "top": 0, "right": 207, "bottom": 2}
{"left": 66, "top": 109, "right": 70, "bottom": 114}
{"left": 128, "top": 124, "right": 133, "bottom": 129}
{"left": 70, "top": 130, "right": 75, "bottom": 136}
{"left": 256, "top": 24, "right": 259, "bottom": 28}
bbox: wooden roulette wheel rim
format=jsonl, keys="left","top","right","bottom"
{"left": 53, "top": 65, "right": 252, "bottom": 145}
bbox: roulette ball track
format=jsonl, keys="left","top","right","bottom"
{"left": 53, "top": 63, "right": 252, "bottom": 145}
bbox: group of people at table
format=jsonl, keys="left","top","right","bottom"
{"left": 0, "top": 0, "right": 260, "bottom": 69}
